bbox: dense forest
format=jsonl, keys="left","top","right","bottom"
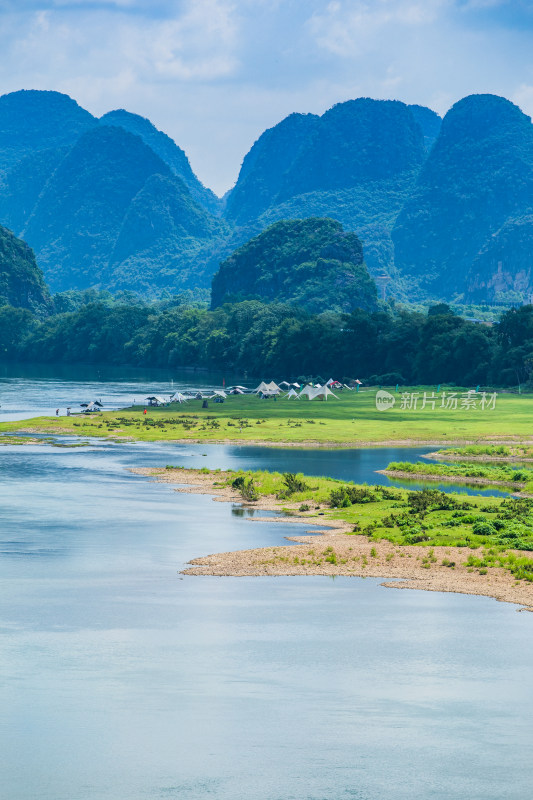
{"left": 211, "top": 218, "right": 378, "bottom": 313}
{"left": 1, "top": 296, "right": 532, "bottom": 388}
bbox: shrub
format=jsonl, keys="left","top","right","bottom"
{"left": 282, "top": 472, "right": 310, "bottom": 495}
{"left": 472, "top": 521, "right": 496, "bottom": 536}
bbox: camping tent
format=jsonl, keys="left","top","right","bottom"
{"left": 170, "top": 392, "right": 188, "bottom": 403}
{"left": 279, "top": 381, "right": 291, "bottom": 389}
{"left": 285, "top": 388, "right": 299, "bottom": 399}
{"left": 254, "top": 381, "right": 280, "bottom": 395}
{"left": 211, "top": 390, "right": 227, "bottom": 398}
{"left": 80, "top": 400, "right": 103, "bottom": 412}
{"left": 299, "top": 384, "right": 339, "bottom": 401}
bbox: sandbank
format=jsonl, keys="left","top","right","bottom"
{"left": 131, "top": 467, "right": 533, "bottom": 610}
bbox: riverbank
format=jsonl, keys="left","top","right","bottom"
{"left": 380, "top": 459, "right": 533, "bottom": 495}
{"left": 133, "top": 466, "right": 533, "bottom": 609}
{"left": 2, "top": 389, "right": 533, "bottom": 446}
{"left": 377, "top": 468, "right": 524, "bottom": 493}
{"left": 425, "top": 444, "right": 533, "bottom": 462}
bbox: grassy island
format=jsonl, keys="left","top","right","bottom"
{"left": 3, "top": 389, "right": 533, "bottom": 447}
{"left": 133, "top": 465, "right": 533, "bottom": 608}
{"left": 426, "top": 444, "right": 533, "bottom": 461}
{"left": 381, "top": 460, "right": 533, "bottom": 494}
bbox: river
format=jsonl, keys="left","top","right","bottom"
{"left": 0, "top": 366, "right": 531, "bottom": 799}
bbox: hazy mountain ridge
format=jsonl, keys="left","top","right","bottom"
{"left": 0, "top": 90, "right": 228, "bottom": 296}
{"left": 100, "top": 109, "right": 220, "bottom": 215}
{"left": 224, "top": 98, "right": 433, "bottom": 290}
{"left": 393, "top": 94, "right": 533, "bottom": 302}
{"left": 0, "top": 88, "right": 531, "bottom": 305}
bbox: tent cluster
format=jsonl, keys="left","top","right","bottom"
{"left": 167, "top": 389, "right": 228, "bottom": 404}
{"left": 292, "top": 384, "right": 338, "bottom": 401}
{"left": 253, "top": 380, "right": 283, "bottom": 397}
{"left": 253, "top": 379, "right": 340, "bottom": 401}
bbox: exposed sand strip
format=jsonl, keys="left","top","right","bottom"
{"left": 131, "top": 467, "right": 533, "bottom": 610}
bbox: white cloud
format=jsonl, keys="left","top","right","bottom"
{"left": 0, "top": 0, "right": 531, "bottom": 193}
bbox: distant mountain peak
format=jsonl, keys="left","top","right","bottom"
{"left": 100, "top": 108, "right": 220, "bottom": 214}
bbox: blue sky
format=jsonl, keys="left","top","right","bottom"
{"left": 1, "top": 0, "right": 532, "bottom": 194}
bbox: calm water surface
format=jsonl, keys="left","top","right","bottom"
{"left": 0, "top": 370, "right": 531, "bottom": 799}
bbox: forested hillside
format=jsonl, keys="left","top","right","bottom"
{"left": 0, "top": 90, "right": 227, "bottom": 297}
{"left": 0, "top": 223, "right": 50, "bottom": 313}
{"left": 224, "top": 98, "right": 434, "bottom": 281}
{"left": 212, "top": 218, "right": 377, "bottom": 314}
{"left": 393, "top": 94, "right": 533, "bottom": 303}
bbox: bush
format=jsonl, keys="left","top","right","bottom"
{"left": 472, "top": 521, "right": 496, "bottom": 536}
{"left": 282, "top": 472, "right": 310, "bottom": 495}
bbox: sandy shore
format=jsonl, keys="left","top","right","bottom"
{"left": 131, "top": 467, "right": 533, "bottom": 610}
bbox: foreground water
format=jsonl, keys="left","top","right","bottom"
{"left": 1, "top": 437, "right": 532, "bottom": 799}
{"left": 0, "top": 368, "right": 531, "bottom": 798}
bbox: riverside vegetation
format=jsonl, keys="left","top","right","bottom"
{"left": 143, "top": 466, "right": 533, "bottom": 604}
{"left": 383, "top": 460, "right": 533, "bottom": 493}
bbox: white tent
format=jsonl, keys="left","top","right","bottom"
{"left": 298, "top": 385, "right": 316, "bottom": 399}
{"left": 145, "top": 395, "right": 167, "bottom": 406}
{"left": 170, "top": 392, "right": 188, "bottom": 403}
{"left": 279, "top": 381, "right": 291, "bottom": 389}
{"left": 254, "top": 381, "right": 281, "bottom": 395}
{"left": 285, "top": 388, "right": 299, "bottom": 399}
{"left": 211, "top": 390, "right": 227, "bottom": 398}
{"left": 299, "top": 384, "right": 339, "bottom": 401}
{"left": 81, "top": 400, "right": 103, "bottom": 412}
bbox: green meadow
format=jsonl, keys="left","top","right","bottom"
{"left": 3, "top": 388, "right": 532, "bottom": 445}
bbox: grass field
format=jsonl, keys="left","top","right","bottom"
{"left": 2, "top": 389, "right": 532, "bottom": 445}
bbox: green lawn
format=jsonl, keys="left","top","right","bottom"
{"left": 2, "top": 389, "right": 532, "bottom": 445}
